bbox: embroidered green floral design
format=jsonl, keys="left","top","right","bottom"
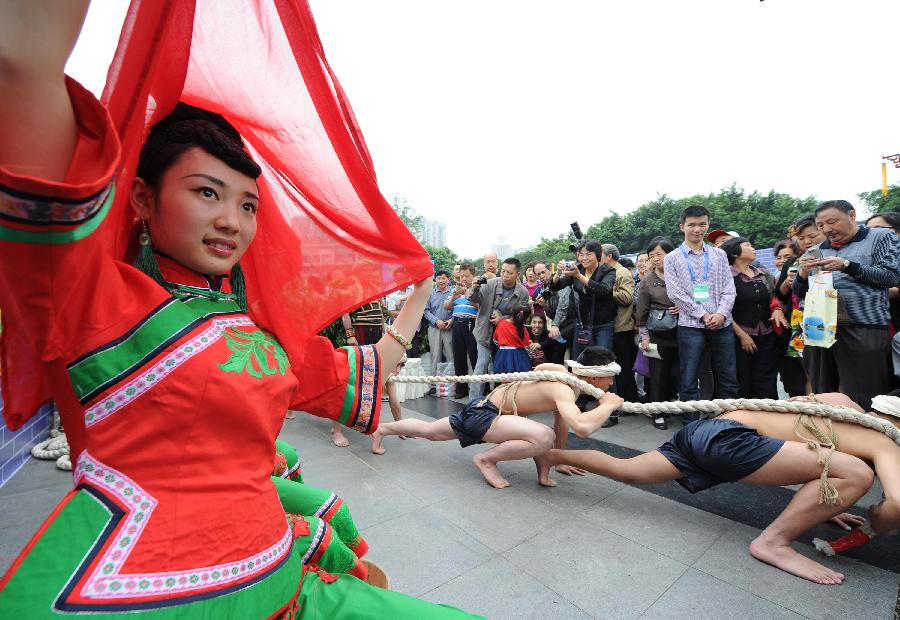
{"left": 218, "top": 328, "right": 289, "bottom": 378}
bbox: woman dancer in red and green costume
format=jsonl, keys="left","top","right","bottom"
{"left": 0, "top": 2, "right": 479, "bottom": 618}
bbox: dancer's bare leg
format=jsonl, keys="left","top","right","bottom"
{"left": 384, "top": 381, "right": 409, "bottom": 439}
{"left": 371, "top": 417, "right": 455, "bottom": 454}
{"left": 739, "top": 441, "right": 874, "bottom": 585}
{"left": 477, "top": 416, "right": 556, "bottom": 489}
{"left": 330, "top": 421, "right": 350, "bottom": 447}
{"left": 547, "top": 449, "right": 682, "bottom": 484}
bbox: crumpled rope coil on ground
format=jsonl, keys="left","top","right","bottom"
{"left": 388, "top": 371, "right": 900, "bottom": 446}
{"left": 31, "top": 410, "right": 72, "bottom": 471}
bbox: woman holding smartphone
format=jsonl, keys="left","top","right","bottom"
{"left": 774, "top": 216, "right": 826, "bottom": 396}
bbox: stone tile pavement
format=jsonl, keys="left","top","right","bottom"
{"left": 0, "top": 402, "right": 897, "bottom": 619}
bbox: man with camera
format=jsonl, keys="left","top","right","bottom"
{"left": 532, "top": 262, "right": 574, "bottom": 364}
{"left": 468, "top": 258, "right": 530, "bottom": 397}
{"left": 445, "top": 263, "right": 479, "bottom": 398}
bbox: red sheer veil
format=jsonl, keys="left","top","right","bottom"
{"left": 2, "top": 0, "right": 431, "bottom": 429}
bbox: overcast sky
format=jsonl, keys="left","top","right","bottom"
{"left": 68, "top": 1, "right": 900, "bottom": 258}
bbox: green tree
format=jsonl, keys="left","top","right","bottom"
{"left": 391, "top": 195, "right": 423, "bottom": 239}
{"left": 513, "top": 233, "right": 576, "bottom": 267}
{"left": 424, "top": 244, "right": 459, "bottom": 274}
{"left": 858, "top": 184, "right": 900, "bottom": 215}
{"left": 578, "top": 185, "right": 816, "bottom": 254}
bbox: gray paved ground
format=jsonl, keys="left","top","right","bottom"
{"left": 1, "top": 400, "right": 897, "bottom": 619}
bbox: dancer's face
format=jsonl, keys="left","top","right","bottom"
{"left": 588, "top": 375, "right": 614, "bottom": 390}
{"left": 132, "top": 147, "right": 259, "bottom": 276}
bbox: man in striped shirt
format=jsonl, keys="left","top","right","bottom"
{"left": 664, "top": 205, "right": 738, "bottom": 422}
{"left": 446, "top": 263, "right": 479, "bottom": 398}
{"left": 793, "top": 200, "right": 900, "bottom": 409}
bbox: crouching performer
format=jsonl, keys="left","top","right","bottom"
{"left": 372, "top": 347, "right": 625, "bottom": 489}
{"left": 548, "top": 390, "right": 900, "bottom": 585}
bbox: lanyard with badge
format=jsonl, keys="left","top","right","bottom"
{"left": 680, "top": 246, "right": 710, "bottom": 303}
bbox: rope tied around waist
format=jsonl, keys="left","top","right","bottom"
{"left": 478, "top": 381, "right": 524, "bottom": 416}
{"left": 794, "top": 412, "right": 840, "bottom": 505}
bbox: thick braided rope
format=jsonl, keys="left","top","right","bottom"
{"left": 31, "top": 434, "right": 69, "bottom": 460}
{"left": 389, "top": 371, "right": 900, "bottom": 446}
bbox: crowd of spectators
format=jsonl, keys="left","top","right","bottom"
{"left": 371, "top": 200, "right": 900, "bottom": 431}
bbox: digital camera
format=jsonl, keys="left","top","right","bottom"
{"left": 474, "top": 275, "right": 489, "bottom": 286}
{"left": 563, "top": 260, "right": 577, "bottom": 270}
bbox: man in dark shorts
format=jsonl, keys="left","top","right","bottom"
{"left": 371, "top": 347, "right": 625, "bottom": 489}
{"left": 548, "top": 416, "right": 875, "bottom": 586}
{"left": 656, "top": 418, "right": 785, "bottom": 493}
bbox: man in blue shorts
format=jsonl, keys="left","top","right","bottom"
{"left": 548, "top": 412, "right": 876, "bottom": 586}
{"left": 371, "top": 347, "right": 625, "bottom": 489}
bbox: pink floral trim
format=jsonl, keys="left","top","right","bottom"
{"left": 0, "top": 184, "right": 111, "bottom": 224}
{"left": 350, "top": 345, "right": 377, "bottom": 433}
{"left": 75, "top": 452, "right": 291, "bottom": 600}
{"left": 84, "top": 317, "right": 254, "bottom": 427}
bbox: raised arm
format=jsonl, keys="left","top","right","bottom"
{"left": 0, "top": 0, "right": 89, "bottom": 180}
{"left": 553, "top": 387, "right": 624, "bottom": 438}
{"left": 375, "top": 277, "right": 433, "bottom": 373}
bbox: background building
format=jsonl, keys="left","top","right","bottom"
{"left": 420, "top": 218, "right": 447, "bottom": 248}
{"left": 492, "top": 236, "right": 513, "bottom": 261}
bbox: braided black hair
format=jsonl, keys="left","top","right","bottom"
{"left": 136, "top": 102, "right": 261, "bottom": 188}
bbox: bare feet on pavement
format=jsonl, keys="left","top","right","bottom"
{"left": 331, "top": 428, "right": 350, "bottom": 448}
{"left": 371, "top": 429, "right": 386, "bottom": 455}
{"left": 473, "top": 453, "right": 510, "bottom": 489}
{"left": 535, "top": 456, "right": 557, "bottom": 487}
{"left": 749, "top": 535, "right": 844, "bottom": 585}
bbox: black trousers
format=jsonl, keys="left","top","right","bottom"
{"left": 803, "top": 325, "right": 891, "bottom": 410}
{"left": 613, "top": 330, "right": 639, "bottom": 403}
{"left": 451, "top": 318, "right": 477, "bottom": 396}
{"left": 734, "top": 331, "right": 779, "bottom": 399}
{"left": 774, "top": 333, "right": 807, "bottom": 397}
{"left": 648, "top": 343, "right": 679, "bottom": 404}
{"left": 541, "top": 338, "right": 568, "bottom": 365}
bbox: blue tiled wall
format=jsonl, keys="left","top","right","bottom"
{"left": 0, "top": 399, "right": 53, "bottom": 488}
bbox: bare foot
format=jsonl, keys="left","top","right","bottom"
{"left": 473, "top": 453, "right": 510, "bottom": 489}
{"left": 371, "top": 430, "right": 386, "bottom": 455}
{"left": 749, "top": 536, "right": 845, "bottom": 585}
{"left": 331, "top": 429, "right": 350, "bottom": 448}
{"left": 285, "top": 411, "right": 296, "bottom": 420}
{"left": 534, "top": 456, "right": 557, "bottom": 487}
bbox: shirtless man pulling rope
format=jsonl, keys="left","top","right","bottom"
{"left": 371, "top": 347, "right": 624, "bottom": 489}
{"left": 548, "top": 391, "right": 900, "bottom": 585}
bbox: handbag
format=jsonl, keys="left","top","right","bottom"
{"left": 632, "top": 348, "right": 650, "bottom": 378}
{"left": 802, "top": 270, "right": 837, "bottom": 348}
{"left": 647, "top": 306, "right": 678, "bottom": 333}
{"left": 574, "top": 282, "right": 596, "bottom": 346}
